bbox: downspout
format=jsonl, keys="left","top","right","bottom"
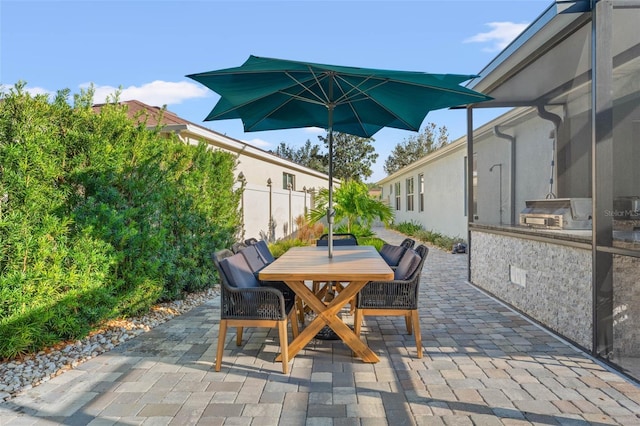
{"left": 536, "top": 103, "right": 563, "bottom": 198}
{"left": 493, "top": 126, "right": 516, "bottom": 225}
{"left": 466, "top": 106, "right": 474, "bottom": 282}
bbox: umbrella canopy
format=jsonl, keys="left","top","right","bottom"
{"left": 187, "top": 55, "right": 491, "bottom": 257}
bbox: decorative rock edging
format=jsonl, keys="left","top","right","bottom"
{"left": 0, "top": 287, "right": 219, "bottom": 401}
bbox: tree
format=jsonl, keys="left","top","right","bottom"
{"left": 272, "top": 139, "right": 327, "bottom": 173}
{"left": 273, "top": 142, "right": 295, "bottom": 161}
{"left": 272, "top": 132, "right": 378, "bottom": 181}
{"left": 384, "top": 123, "right": 449, "bottom": 175}
{"left": 309, "top": 179, "right": 394, "bottom": 235}
{"left": 294, "top": 139, "right": 327, "bottom": 172}
{"left": 317, "top": 132, "right": 378, "bottom": 181}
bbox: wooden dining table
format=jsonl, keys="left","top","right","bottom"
{"left": 259, "top": 245, "right": 394, "bottom": 363}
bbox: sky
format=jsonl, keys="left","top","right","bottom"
{"left": 1, "top": 0, "right": 552, "bottom": 182}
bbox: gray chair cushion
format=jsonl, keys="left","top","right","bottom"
{"left": 380, "top": 244, "right": 407, "bottom": 267}
{"left": 254, "top": 240, "right": 275, "bottom": 263}
{"left": 240, "top": 244, "right": 268, "bottom": 273}
{"left": 394, "top": 249, "right": 422, "bottom": 280}
{"left": 236, "top": 245, "right": 296, "bottom": 302}
{"left": 219, "top": 254, "right": 260, "bottom": 289}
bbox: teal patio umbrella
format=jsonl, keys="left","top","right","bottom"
{"left": 187, "top": 55, "right": 491, "bottom": 257}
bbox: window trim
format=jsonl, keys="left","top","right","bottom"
{"left": 406, "top": 177, "right": 414, "bottom": 212}
{"left": 283, "top": 172, "right": 295, "bottom": 190}
{"left": 418, "top": 173, "right": 425, "bottom": 212}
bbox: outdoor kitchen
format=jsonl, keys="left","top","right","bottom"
{"left": 465, "top": 1, "right": 640, "bottom": 380}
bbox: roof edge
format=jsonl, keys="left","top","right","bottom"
{"left": 466, "top": 0, "right": 592, "bottom": 96}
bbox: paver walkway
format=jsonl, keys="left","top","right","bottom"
{"left": 1, "top": 227, "right": 639, "bottom": 425}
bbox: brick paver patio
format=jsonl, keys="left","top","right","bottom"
{"left": 1, "top": 227, "right": 639, "bottom": 425}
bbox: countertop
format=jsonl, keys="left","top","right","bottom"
{"left": 470, "top": 223, "right": 640, "bottom": 250}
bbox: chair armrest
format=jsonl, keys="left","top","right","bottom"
{"left": 259, "top": 280, "right": 296, "bottom": 300}
{"left": 221, "top": 283, "right": 288, "bottom": 320}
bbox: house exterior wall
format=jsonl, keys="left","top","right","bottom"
{"left": 174, "top": 125, "right": 329, "bottom": 241}
{"left": 476, "top": 109, "right": 556, "bottom": 226}
{"left": 422, "top": 146, "right": 468, "bottom": 237}
{"left": 380, "top": 141, "right": 468, "bottom": 239}
{"left": 378, "top": 107, "right": 556, "bottom": 239}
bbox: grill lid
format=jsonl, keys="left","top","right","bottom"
{"left": 520, "top": 198, "right": 592, "bottom": 229}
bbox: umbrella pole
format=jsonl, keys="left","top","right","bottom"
{"left": 327, "top": 108, "right": 334, "bottom": 259}
{"left": 327, "top": 75, "right": 335, "bottom": 259}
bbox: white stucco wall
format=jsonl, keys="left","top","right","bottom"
{"left": 475, "top": 109, "right": 556, "bottom": 226}
{"left": 422, "top": 146, "right": 468, "bottom": 238}
{"left": 378, "top": 107, "right": 560, "bottom": 237}
{"left": 379, "top": 140, "right": 468, "bottom": 239}
{"left": 173, "top": 125, "right": 330, "bottom": 241}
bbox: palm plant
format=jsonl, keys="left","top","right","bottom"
{"left": 309, "top": 180, "right": 394, "bottom": 235}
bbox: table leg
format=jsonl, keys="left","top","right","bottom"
{"left": 276, "top": 280, "right": 379, "bottom": 363}
{"left": 321, "top": 281, "right": 379, "bottom": 363}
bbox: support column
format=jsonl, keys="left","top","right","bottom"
{"left": 592, "top": 0, "right": 614, "bottom": 358}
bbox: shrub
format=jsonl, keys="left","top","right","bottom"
{"left": 391, "top": 221, "right": 465, "bottom": 252}
{"left": 294, "top": 215, "right": 324, "bottom": 243}
{"left": 393, "top": 220, "right": 424, "bottom": 236}
{"left": 0, "top": 84, "right": 241, "bottom": 359}
{"left": 309, "top": 179, "right": 394, "bottom": 236}
{"left": 358, "top": 237, "right": 386, "bottom": 251}
{"left": 268, "top": 238, "right": 312, "bottom": 258}
{"left": 335, "top": 222, "right": 375, "bottom": 238}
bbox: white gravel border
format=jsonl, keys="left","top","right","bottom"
{"left": 0, "top": 287, "right": 219, "bottom": 401}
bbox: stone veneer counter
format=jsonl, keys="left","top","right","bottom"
{"left": 470, "top": 223, "right": 640, "bottom": 365}
{"left": 469, "top": 227, "right": 593, "bottom": 349}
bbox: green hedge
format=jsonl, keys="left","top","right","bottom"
{"left": 0, "top": 84, "right": 241, "bottom": 359}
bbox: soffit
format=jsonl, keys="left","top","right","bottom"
{"left": 466, "top": 1, "right": 592, "bottom": 108}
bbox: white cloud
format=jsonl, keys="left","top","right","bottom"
{"left": 464, "top": 21, "right": 529, "bottom": 52}
{"left": 24, "top": 86, "right": 55, "bottom": 97}
{"left": 243, "top": 138, "right": 272, "bottom": 149}
{"left": 304, "top": 127, "right": 324, "bottom": 134}
{"left": 82, "top": 80, "right": 210, "bottom": 106}
{"left": 0, "top": 84, "right": 55, "bottom": 98}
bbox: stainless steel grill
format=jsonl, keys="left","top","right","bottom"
{"left": 519, "top": 198, "right": 592, "bottom": 230}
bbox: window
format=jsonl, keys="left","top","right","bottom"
{"left": 406, "top": 177, "right": 414, "bottom": 211}
{"left": 394, "top": 182, "right": 401, "bottom": 210}
{"left": 283, "top": 172, "right": 295, "bottom": 190}
{"left": 418, "top": 174, "right": 425, "bottom": 212}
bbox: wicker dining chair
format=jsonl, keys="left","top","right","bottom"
{"left": 245, "top": 239, "right": 276, "bottom": 264}
{"left": 354, "top": 244, "right": 429, "bottom": 358}
{"left": 212, "top": 249, "right": 299, "bottom": 373}
{"left": 238, "top": 243, "right": 305, "bottom": 326}
{"left": 379, "top": 243, "right": 407, "bottom": 268}
{"left": 400, "top": 238, "right": 416, "bottom": 248}
{"left": 315, "top": 233, "right": 358, "bottom": 246}
{"left": 231, "top": 241, "right": 247, "bottom": 254}
{"left": 244, "top": 237, "right": 259, "bottom": 246}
